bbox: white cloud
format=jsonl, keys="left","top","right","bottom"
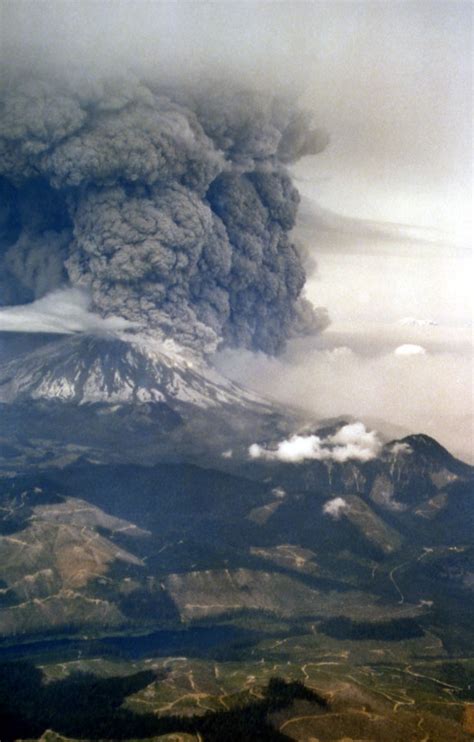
{"left": 249, "top": 422, "right": 382, "bottom": 464}
{"left": 323, "top": 497, "right": 349, "bottom": 519}
{"left": 329, "top": 421, "right": 378, "bottom": 447}
{"left": 272, "top": 487, "right": 286, "bottom": 498}
{"left": 394, "top": 344, "right": 426, "bottom": 356}
{"left": 0, "top": 288, "right": 140, "bottom": 335}
{"left": 389, "top": 442, "right": 412, "bottom": 456}
{"left": 250, "top": 434, "right": 323, "bottom": 463}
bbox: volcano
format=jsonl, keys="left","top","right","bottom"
{"left": 0, "top": 333, "right": 272, "bottom": 408}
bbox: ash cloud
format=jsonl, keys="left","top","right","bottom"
{"left": 0, "top": 72, "right": 328, "bottom": 354}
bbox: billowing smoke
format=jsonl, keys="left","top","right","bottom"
{"left": 0, "top": 73, "right": 329, "bottom": 354}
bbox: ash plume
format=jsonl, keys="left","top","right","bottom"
{"left": 0, "top": 73, "right": 329, "bottom": 355}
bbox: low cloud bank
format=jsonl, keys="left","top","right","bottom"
{"left": 0, "top": 288, "right": 139, "bottom": 335}
{"left": 249, "top": 422, "right": 382, "bottom": 463}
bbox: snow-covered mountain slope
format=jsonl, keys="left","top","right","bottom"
{"left": 0, "top": 333, "right": 272, "bottom": 410}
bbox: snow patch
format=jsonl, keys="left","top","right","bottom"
{"left": 323, "top": 497, "right": 349, "bottom": 520}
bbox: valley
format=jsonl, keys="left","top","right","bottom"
{"left": 2, "top": 619, "right": 474, "bottom": 740}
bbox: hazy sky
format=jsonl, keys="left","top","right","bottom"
{"left": 293, "top": 1, "right": 472, "bottom": 240}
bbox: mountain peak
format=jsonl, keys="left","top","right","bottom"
{"left": 394, "top": 434, "right": 472, "bottom": 474}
